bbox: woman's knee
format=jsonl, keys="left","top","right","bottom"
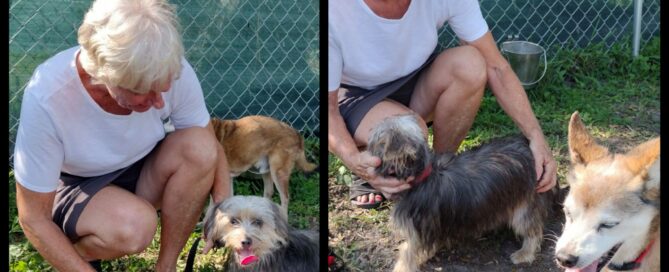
{"left": 355, "top": 100, "right": 417, "bottom": 144}
{"left": 111, "top": 203, "right": 158, "bottom": 254}
{"left": 170, "top": 126, "right": 219, "bottom": 170}
{"left": 442, "top": 45, "right": 487, "bottom": 89}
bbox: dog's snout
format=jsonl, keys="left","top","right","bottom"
{"left": 242, "top": 237, "right": 253, "bottom": 247}
{"left": 555, "top": 252, "right": 578, "bottom": 268}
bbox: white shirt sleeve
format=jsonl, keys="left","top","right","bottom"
{"left": 446, "top": 0, "right": 489, "bottom": 42}
{"left": 167, "top": 58, "right": 211, "bottom": 129}
{"left": 13, "top": 91, "right": 64, "bottom": 193}
{"left": 328, "top": 23, "right": 343, "bottom": 92}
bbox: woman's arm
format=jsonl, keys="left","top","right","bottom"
{"left": 328, "top": 90, "right": 411, "bottom": 197}
{"left": 467, "top": 32, "right": 557, "bottom": 192}
{"left": 206, "top": 122, "right": 232, "bottom": 204}
{"left": 16, "top": 182, "right": 97, "bottom": 271}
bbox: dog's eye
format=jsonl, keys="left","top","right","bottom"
{"left": 597, "top": 222, "right": 619, "bottom": 231}
{"left": 252, "top": 219, "right": 263, "bottom": 227}
{"left": 230, "top": 218, "right": 239, "bottom": 225}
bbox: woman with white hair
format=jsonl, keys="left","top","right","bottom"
{"left": 328, "top": 0, "right": 557, "bottom": 208}
{"left": 13, "top": 0, "right": 231, "bottom": 271}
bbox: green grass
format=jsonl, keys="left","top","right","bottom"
{"left": 8, "top": 137, "right": 320, "bottom": 272}
{"left": 328, "top": 37, "right": 660, "bottom": 270}
{"left": 330, "top": 36, "right": 660, "bottom": 186}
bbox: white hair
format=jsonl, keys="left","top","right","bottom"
{"left": 78, "top": 0, "right": 184, "bottom": 94}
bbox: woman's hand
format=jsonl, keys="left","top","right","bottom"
{"left": 528, "top": 137, "right": 557, "bottom": 193}
{"left": 345, "top": 151, "right": 412, "bottom": 199}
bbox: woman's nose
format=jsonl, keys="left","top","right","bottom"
{"left": 152, "top": 91, "right": 165, "bottom": 109}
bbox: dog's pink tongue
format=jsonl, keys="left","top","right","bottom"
{"left": 239, "top": 249, "right": 257, "bottom": 266}
{"left": 241, "top": 255, "right": 258, "bottom": 265}
{"left": 565, "top": 260, "right": 598, "bottom": 272}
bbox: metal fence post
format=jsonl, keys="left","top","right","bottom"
{"left": 633, "top": 0, "right": 643, "bottom": 57}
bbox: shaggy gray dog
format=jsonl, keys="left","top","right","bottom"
{"left": 367, "top": 114, "right": 556, "bottom": 272}
{"left": 198, "top": 196, "right": 319, "bottom": 272}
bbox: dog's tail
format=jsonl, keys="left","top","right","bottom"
{"left": 296, "top": 152, "right": 318, "bottom": 173}
{"left": 296, "top": 137, "right": 318, "bottom": 173}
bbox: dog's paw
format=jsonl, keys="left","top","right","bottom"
{"left": 510, "top": 250, "right": 535, "bottom": 264}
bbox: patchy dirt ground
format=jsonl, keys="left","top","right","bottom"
{"left": 328, "top": 179, "right": 567, "bottom": 272}
{"left": 328, "top": 125, "right": 659, "bottom": 272}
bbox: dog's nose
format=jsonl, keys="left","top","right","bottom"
{"left": 556, "top": 252, "right": 578, "bottom": 268}
{"left": 242, "top": 237, "right": 252, "bottom": 247}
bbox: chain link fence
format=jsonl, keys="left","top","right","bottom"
{"left": 9, "top": 0, "right": 320, "bottom": 164}
{"left": 8, "top": 0, "right": 661, "bottom": 163}
{"left": 438, "top": 0, "right": 660, "bottom": 58}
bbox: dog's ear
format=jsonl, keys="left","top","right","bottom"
{"left": 568, "top": 111, "right": 609, "bottom": 165}
{"left": 210, "top": 118, "right": 224, "bottom": 142}
{"left": 270, "top": 201, "right": 289, "bottom": 238}
{"left": 222, "top": 120, "right": 237, "bottom": 139}
{"left": 623, "top": 137, "right": 660, "bottom": 174}
{"left": 203, "top": 201, "right": 225, "bottom": 241}
{"left": 623, "top": 138, "right": 660, "bottom": 202}
{"left": 639, "top": 157, "right": 660, "bottom": 206}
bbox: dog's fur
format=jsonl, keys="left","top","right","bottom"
{"left": 201, "top": 195, "right": 319, "bottom": 272}
{"left": 210, "top": 115, "right": 317, "bottom": 214}
{"left": 367, "top": 114, "right": 556, "bottom": 272}
{"left": 554, "top": 112, "right": 660, "bottom": 272}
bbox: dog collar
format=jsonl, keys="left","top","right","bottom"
{"left": 607, "top": 239, "right": 655, "bottom": 271}
{"left": 409, "top": 164, "right": 432, "bottom": 186}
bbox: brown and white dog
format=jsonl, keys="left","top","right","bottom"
{"left": 555, "top": 112, "right": 660, "bottom": 272}
{"left": 210, "top": 115, "right": 317, "bottom": 215}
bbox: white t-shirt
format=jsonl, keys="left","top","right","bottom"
{"left": 328, "top": 0, "right": 489, "bottom": 91}
{"left": 13, "top": 46, "right": 211, "bottom": 193}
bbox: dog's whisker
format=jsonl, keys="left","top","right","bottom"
{"left": 543, "top": 237, "right": 558, "bottom": 243}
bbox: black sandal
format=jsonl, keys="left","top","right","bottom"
{"left": 349, "top": 176, "right": 385, "bottom": 209}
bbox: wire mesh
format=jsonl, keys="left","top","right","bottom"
{"left": 7, "top": 0, "right": 661, "bottom": 163}
{"left": 437, "top": 0, "right": 660, "bottom": 58}
{"left": 9, "top": 0, "right": 320, "bottom": 163}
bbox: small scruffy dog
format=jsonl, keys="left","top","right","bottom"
{"left": 210, "top": 115, "right": 317, "bottom": 215}
{"left": 367, "top": 114, "right": 555, "bottom": 272}
{"left": 200, "top": 195, "right": 319, "bottom": 272}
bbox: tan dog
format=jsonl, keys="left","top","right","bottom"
{"left": 555, "top": 112, "right": 660, "bottom": 272}
{"left": 210, "top": 115, "right": 317, "bottom": 214}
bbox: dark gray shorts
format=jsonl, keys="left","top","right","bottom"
{"left": 337, "top": 53, "right": 438, "bottom": 135}
{"left": 52, "top": 142, "right": 161, "bottom": 242}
